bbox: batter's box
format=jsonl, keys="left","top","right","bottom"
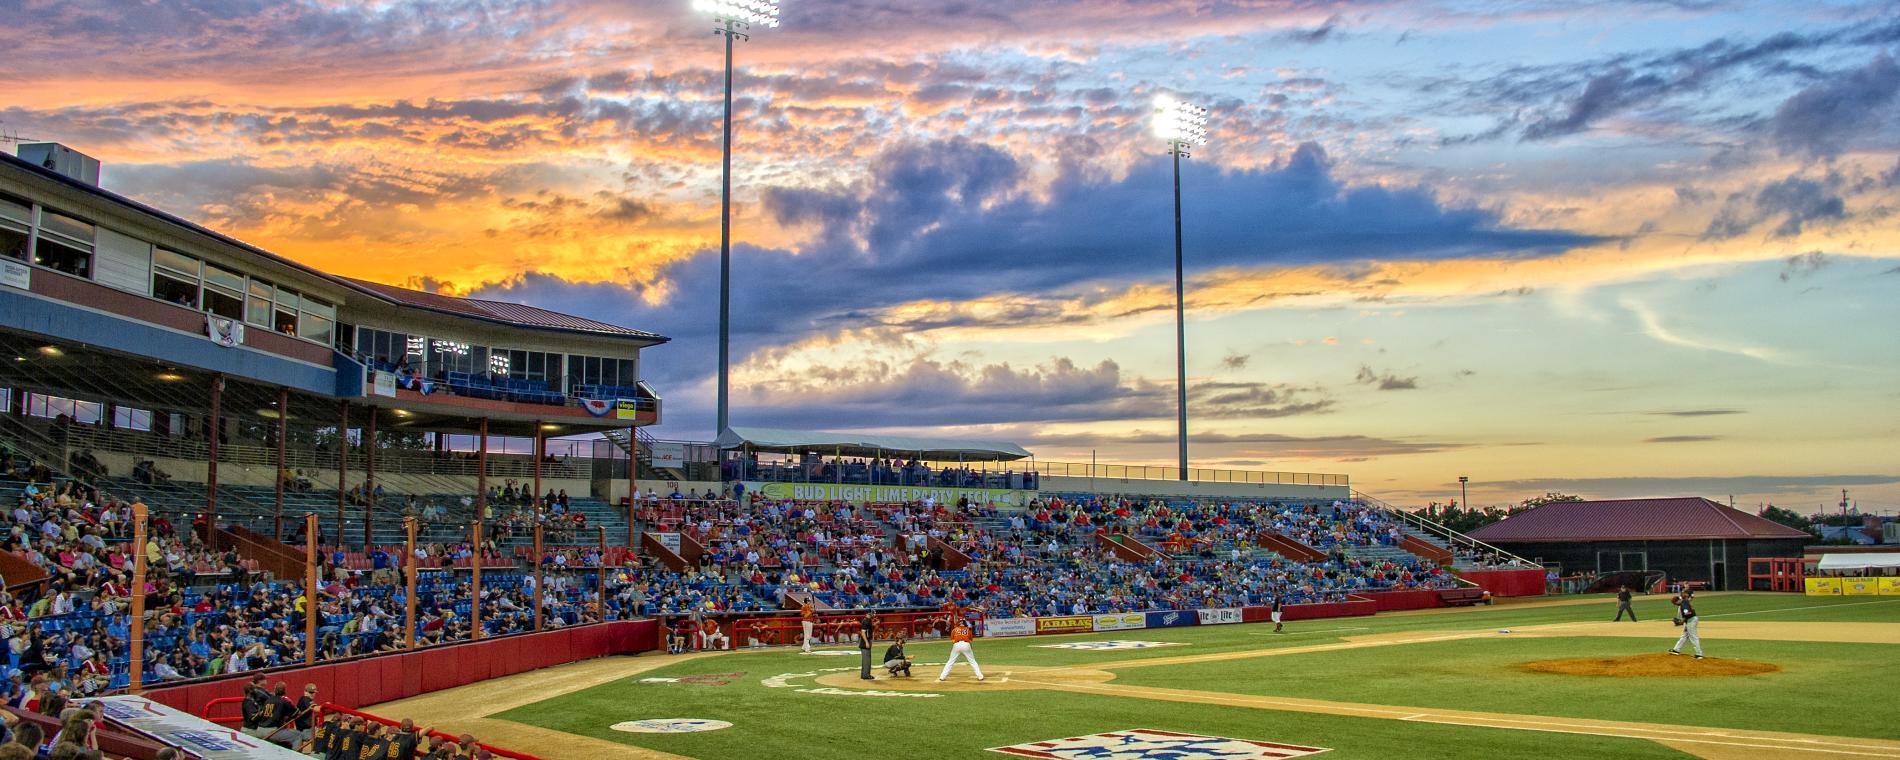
{"left": 1033, "top": 640, "right": 1186, "bottom": 651}
{"left": 989, "top": 728, "right": 1330, "bottom": 759}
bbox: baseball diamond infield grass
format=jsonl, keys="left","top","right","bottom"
{"left": 484, "top": 593, "right": 1899, "bottom": 760}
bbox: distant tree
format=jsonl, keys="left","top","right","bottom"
{"left": 1520, "top": 492, "right": 1584, "bottom": 509}
{"left": 1759, "top": 505, "right": 1822, "bottom": 540}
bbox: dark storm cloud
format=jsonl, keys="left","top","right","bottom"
{"left": 1354, "top": 365, "right": 1419, "bottom": 391}
{"left": 1704, "top": 174, "right": 1846, "bottom": 240}
{"left": 1423, "top": 20, "right": 1900, "bottom": 143}
{"left": 1646, "top": 409, "right": 1744, "bottom": 417}
{"left": 473, "top": 136, "right": 1596, "bottom": 432}
{"left": 1769, "top": 54, "right": 1900, "bottom": 158}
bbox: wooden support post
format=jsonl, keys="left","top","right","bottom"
{"left": 129, "top": 501, "right": 148, "bottom": 693}
{"left": 404, "top": 516, "right": 418, "bottom": 649}
{"left": 597, "top": 527, "right": 607, "bottom": 624}
{"left": 533, "top": 523, "right": 544, "bottom": 632}
{"left": 305, "top": 512, "right": 319, "bottom": 665}
{"left": 470, "top": 519, "right": 483, "bottom": 640}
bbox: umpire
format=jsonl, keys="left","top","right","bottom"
{"left": 1613, "top": 586, "right": 1637, "bottom": 622}
{"left": 857, "top": 612, "right": 876, "bottom": 680}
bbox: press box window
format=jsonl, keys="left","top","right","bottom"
{"left": 247, "top": 279, "right": 274, "bottom": 325}
{"left": 152, "top": 249, "right": 201, "bottom": 309}
{"left": 0, "top": 193, "right": 27, "bottom": 261}
{"left": 34, "top": 210, "right": 94, "bottom": 278}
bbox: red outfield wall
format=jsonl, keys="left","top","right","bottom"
{"left": 143, "top": 620, "right": 660, "bottom": 715}
{"left": 1458, "top": 568, "right": 1546, "bottom": 597}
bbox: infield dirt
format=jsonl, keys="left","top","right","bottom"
{"left": 1515, "top": 652, "right": 1780, "bottom": 678}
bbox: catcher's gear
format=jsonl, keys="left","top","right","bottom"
{"left": 1672, "top": 617, "right": 1685, "bottom": 626}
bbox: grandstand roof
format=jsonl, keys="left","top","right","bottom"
{"left": 1, "top": 151, "right": 665, "bottom": 344}
{"left": 342, "top": 278, "right": 665, "bottom": 341}
{"left": 1466, "top": 497, "right": 1811, "bottom": 543}
{"left": 715, "top": 426, "right": 1032, "bottom": 461}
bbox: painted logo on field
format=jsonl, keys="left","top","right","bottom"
{"left": 637, "top": 672, "right": 744, "bottom": 686}
{"left": 610, "top": 719, "right": 733, "bottom": 734}
{"left": 762, "top": 666, "right": 944, "bottom": 698}
{"left": 989, "top": 729, "right": 1329, "bottom": 759}
{"left": 1033, "top": 640, "right": 1186, "bottom": 651}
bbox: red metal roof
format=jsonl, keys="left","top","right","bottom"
{"left": 343, "top": 278, "right": 665, "bottom": 342}
{"left": 1466, "top": 497, "right": 1811, "bottom": 542}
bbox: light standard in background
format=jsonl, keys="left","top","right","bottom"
{"left": 694, "top": 0, "right": 781, "bottom": 435}
{"left": 1459, "top": 475, "right": 1470, "bottom": 509}
{"left": 1153, "top": 94, "right": 1209, "bottom": 481}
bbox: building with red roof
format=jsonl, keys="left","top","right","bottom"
{"left": 1467, "top": 497, "right": 1810, "bottom": 590}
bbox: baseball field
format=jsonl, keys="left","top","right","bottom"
{"left": 373, "top": 593, "right": 1900, "bottom": 760}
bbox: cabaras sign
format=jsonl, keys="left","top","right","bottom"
{"left": 755, "top": 483, "right": 1030, "bottom": 506}
{"left": 1197, "top": 608, "right": 1243, "bottom": 625}
{"left": 984, "top": 618, "right": 1037, "bottom": 638}
{"left": 1092, "top": 613, "right": 1147, "bottom": 632}
{"left": 1035, "top": 615, "right": 1095, "bottom": 634}
{"left": 1145, "top": 610, "right": 1197, "bottom": 629}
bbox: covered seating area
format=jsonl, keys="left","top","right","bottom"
{"left": 714, "top": 426, "right": 1036, "bottom": 489}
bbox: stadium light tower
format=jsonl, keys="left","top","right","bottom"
{"left": 695, "top": 0, "right": 781, "bottom": 436}
{"left": 1153, "top": 94, "right": 1209, "bottom": 481}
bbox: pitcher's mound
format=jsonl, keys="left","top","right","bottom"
{"left": 1518, "top": 653, "right": 1779, "bottom": 678}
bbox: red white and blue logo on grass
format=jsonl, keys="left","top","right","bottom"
{"left": 990, "top": 729, "right": 1329, "bottom": 759}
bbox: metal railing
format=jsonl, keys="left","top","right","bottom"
{"left": 56, "top": 425, "right": 590, "bottom": 480}
{"left": 1352, "top": 490, "right": 1538, "bottom": 569}
{"left": 1036, "top": 461, "right": 1348, "bottom": 486}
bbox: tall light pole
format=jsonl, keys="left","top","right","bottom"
{"left": 1153, "top": 94, "right": 1209, "bottom": 481}
{"left": 695, "top": 0, "right": 780, "bottom": 435}
{"left": 1459, "top": 475, "right": 1469, "bottom": 509}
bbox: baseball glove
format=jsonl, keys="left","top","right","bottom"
{"left": 1672, "top": 617, "right": 1685, "bottom": 626}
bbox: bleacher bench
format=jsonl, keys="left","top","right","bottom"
{"left": 1439, "top": 588, "right": 1491, "bottom": 607}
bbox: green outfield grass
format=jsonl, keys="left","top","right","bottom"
{"left": 496, "top": 593, "right": 1899, "bottom": 759}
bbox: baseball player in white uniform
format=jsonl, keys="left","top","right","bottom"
{"left": 937, "top": 621, "right": 985, "bottom": 682}
{"left": 1667, "top": 592, "right": 1703, "bottom": 658}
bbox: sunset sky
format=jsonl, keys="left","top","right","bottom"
{"left": 7, "top": 0, "right": 1898, "bottom": 512}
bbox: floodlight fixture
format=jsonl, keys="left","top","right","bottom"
{"left": 698, "top": 0, "right": 783, "bottom": 436}
{"left": 695, "top": 0, "right": 780, "bottom": 29}
{"left": 1152, "top": 95, "right": 1210, "bottom": 152}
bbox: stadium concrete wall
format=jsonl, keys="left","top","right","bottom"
{"left": 141, "top": 620, "right": 660, "bottom": 717}
{"left": 1041, "top": 475, "right": 1350, "bottom": 502}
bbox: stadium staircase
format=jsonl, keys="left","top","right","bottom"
{"left": 602, "top": 427, "right": 684, "bottom": 482}
{"left": 1352, "top": 490, "right": 1538, "bottom": 570}
{"left": 1256, "top": 531, "right": 1327, "bottom": 562}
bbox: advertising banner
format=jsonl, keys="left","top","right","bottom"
{"left": 92, "top": 696, "right": 308, "bottom": 760}
{"left": 0, "top": 259, "right": 29, "bottom": 290}
{"left": 1092, "top": 613, "right": 1148, "bottom": 632}
{"left": 753, "top": 482, "right": 1030, "bottom": 506}
{"left": 615, "top": 399, "right": 641, "bottom": 420}
{"left": 1145, "top": 610, "right": 1197, "bottom": 629}
{"left": 1035, "top": 615, "right": 1096, "bottom": 635}
{"left": 369, "top": 371, "right": 398, "bottom": 398}
{"left": 1880, "top": 578, "right": 1900, "bottom": 596}
{"left": 1804, "top": 577, "right": 1842, "bottom": 596}
{"left": 1841, "top": 577, "right": 1879, "bottom": 596}
{"left": 648, "top": 532, "right": 682, "bottom": 555}
{"left": 1197, "top": 608, "right": 1244, "bottom": 625}
{"left": 649, "top": 442, "right": 688, "bottom": 467}
{"left": 984, "top": 618, "right": 1037, "bottom": 638}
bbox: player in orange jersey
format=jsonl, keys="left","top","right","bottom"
{"left": 800, "top": 602, "right": 817, "bottom": 653}
{"left": 937, "top": 620, "right": 984, "bottom": 682}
